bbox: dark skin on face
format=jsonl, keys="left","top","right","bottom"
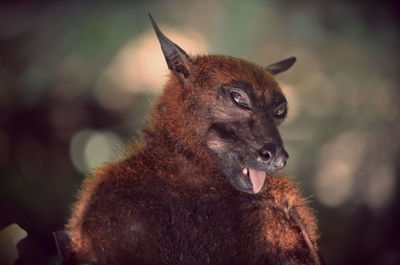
{"left": 206, "top": 79, "right": 289, "bottom": 194}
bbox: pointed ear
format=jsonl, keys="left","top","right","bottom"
{"left": 265, "top": 57, "right": 296, "bottom": 75}
{"left": 149, "top": 14, "right": 192, "bottom": 82}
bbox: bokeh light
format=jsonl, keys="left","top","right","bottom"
{"left": 364, "top": 164, "right": 395, "bottom": 211}
{"left": 0, "top": 224, "right": 27, "bottom": 265}
{"left": 70, "top": 130, "right": 123, "bottom": 174}
{"left": 314, "top": 130, "right": 367, "bottom": 207}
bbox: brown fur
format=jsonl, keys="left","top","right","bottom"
{"left": 66, "top": 51, "right": 321, "bottom": 264}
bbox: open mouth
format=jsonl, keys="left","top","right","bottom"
{"left": 240, "top": 167, "right": 267, "bottom": 194}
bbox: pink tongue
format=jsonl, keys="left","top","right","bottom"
{"left": 249, "top": 168, "right": 267, "bottom": 193}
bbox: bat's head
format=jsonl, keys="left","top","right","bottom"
{"left": 149, "top": 14, "right": 295, "bottom": 194}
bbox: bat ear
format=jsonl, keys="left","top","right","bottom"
{"left": 149, "top": 14, "right": 192, "bottom": 82}
{"left": 265, "top": 57, "right": 296, "bottom": 75}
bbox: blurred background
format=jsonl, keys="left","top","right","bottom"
{"left": 0, "top": 0, "right": 399, "bottom": 264}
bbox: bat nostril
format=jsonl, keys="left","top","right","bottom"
{"left": 258, "top": 143, "right": 276, "bottom": 162}
{"left": 260, "top": 150, "right": 272, "bottom": 161}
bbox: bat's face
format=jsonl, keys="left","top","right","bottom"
{"left": 149, "top": 15, "right": 293, "bottom": 194}
{"left": 202, "top": 57, "right": 289, "bottom": 194}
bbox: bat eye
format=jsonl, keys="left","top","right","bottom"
{"left": 274, "top": 103, "right": 287, "bottom": 119}
{"left": 231, "top": 91, "right": 251, "bottom": 110}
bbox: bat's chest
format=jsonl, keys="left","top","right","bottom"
{"left": 164, "top": 196, "right": 253, "bottom": 264}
